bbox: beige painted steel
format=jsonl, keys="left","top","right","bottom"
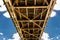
{"left": 4, "top": 0, "right": 56, "bottom": 40}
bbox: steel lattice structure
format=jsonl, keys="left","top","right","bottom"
{"left": 4, "top": 0, "right": 56, "bottom": 40}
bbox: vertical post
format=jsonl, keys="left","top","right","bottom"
{"left": 25, "top": 0, "right": 27, "bottom": 5}
{"left": 34, "top": 0, "right": 36, "bottom": 5}
{"left": 26, "top": 8, "right": 28, "bottom": 17}
{"left": 34, "top": 8, "right": 35, "bottom": 19}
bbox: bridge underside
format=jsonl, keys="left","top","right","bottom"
{"left": 4, "top": 0, "right": 56, "bottom": 40}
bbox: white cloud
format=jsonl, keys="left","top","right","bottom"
{"left": 50, "top": 35, "right": 60, "bottom": 40}
{"left": 0, "top": 0, "right": 4, "bottom": 5}
{"left": 0, "top": 33, "right": 3, "bottom": 35}
{"left": 0, "top": 0, "right": 7, "bottom": 11}
{"left": 3, "top": 12, "right": 10, "bottom": 18}
{"left": 0, "top": 5, "right": 7, "bottom": 11}
{"left": 8, "top": 32, "right": 60, "bottom": 40}
{"left": 8, "top": 33, "right": 21, "bottom": 40}
{"left": 53, "top": 3, "right": 60, "bottom": 10}
{"left": 41, "top": 32, "right": 51, "bottom": 40}
{"left": 12, "top": 33, "right": 20, "bottom": 40}
{"left": 3, "top": 38, "right": 6, "bottom": 40}
{"left": 53, "top": 0, "right": 60, "bottom": 10}
{"left": 50, "top": 11, "right": 56, "bottom": 17}
{"left": 56, "top": 37, "right": 59, "bottom": 39}
{"left": 0, "top": 0, "right": 10, "bottom": 18}
{"left": 8, "top": 39, "right": 13, "bottom": 40}
{"left": 56, "top": 0, "right": 60, "bottom": 4}
{"left": 8, "top": 32, "right": 51, "bottom": 40}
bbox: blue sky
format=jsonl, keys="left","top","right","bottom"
{"left": 0, "top": 0, "right": 60, "bottom": 40}
{"left": 45, "top": 10, "right": 60, "bottom": 38}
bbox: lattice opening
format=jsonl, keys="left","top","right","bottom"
{"left": 4, "top": 0, "right": 56, "bottom": 40}
{"left": 21, "top": 29, "right": 41, "bottom": 40}
{"left": 34, "top": 8, "right": 48, "bottom": 20}
{"left": 35, "top": 8, "right": 42, "bottom": 16}
{"left": 29, "top": 22, "right": 33, "bottom": 28}
{"left": 27, "top": 0, "right": 34, "bottom": 6}
{"left": 20, "top": 8, "right": 26, "bottom": 15}
{"left": 14, "top": 8, "right": 48, "bottom": 20}
{"left": 14, "top": 10, "right": 21, "bottom": 20}
{"left": 10, "top": 0, "right": 51, "bottom": 6}
{"left": 19, "top": 22, "right": 22, "bottom": 28}
{"left": 40, "top": 21, "right": 44, "bottom": 28}
{"left": 22, "top": 22, "right": 28, "bottom": 29}
{"left": 21, "top": 16, "right": 28, "bottom": 20}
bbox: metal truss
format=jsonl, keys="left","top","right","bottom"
{"left": 4, "top": 0, "right": 56, "bottom": 40}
